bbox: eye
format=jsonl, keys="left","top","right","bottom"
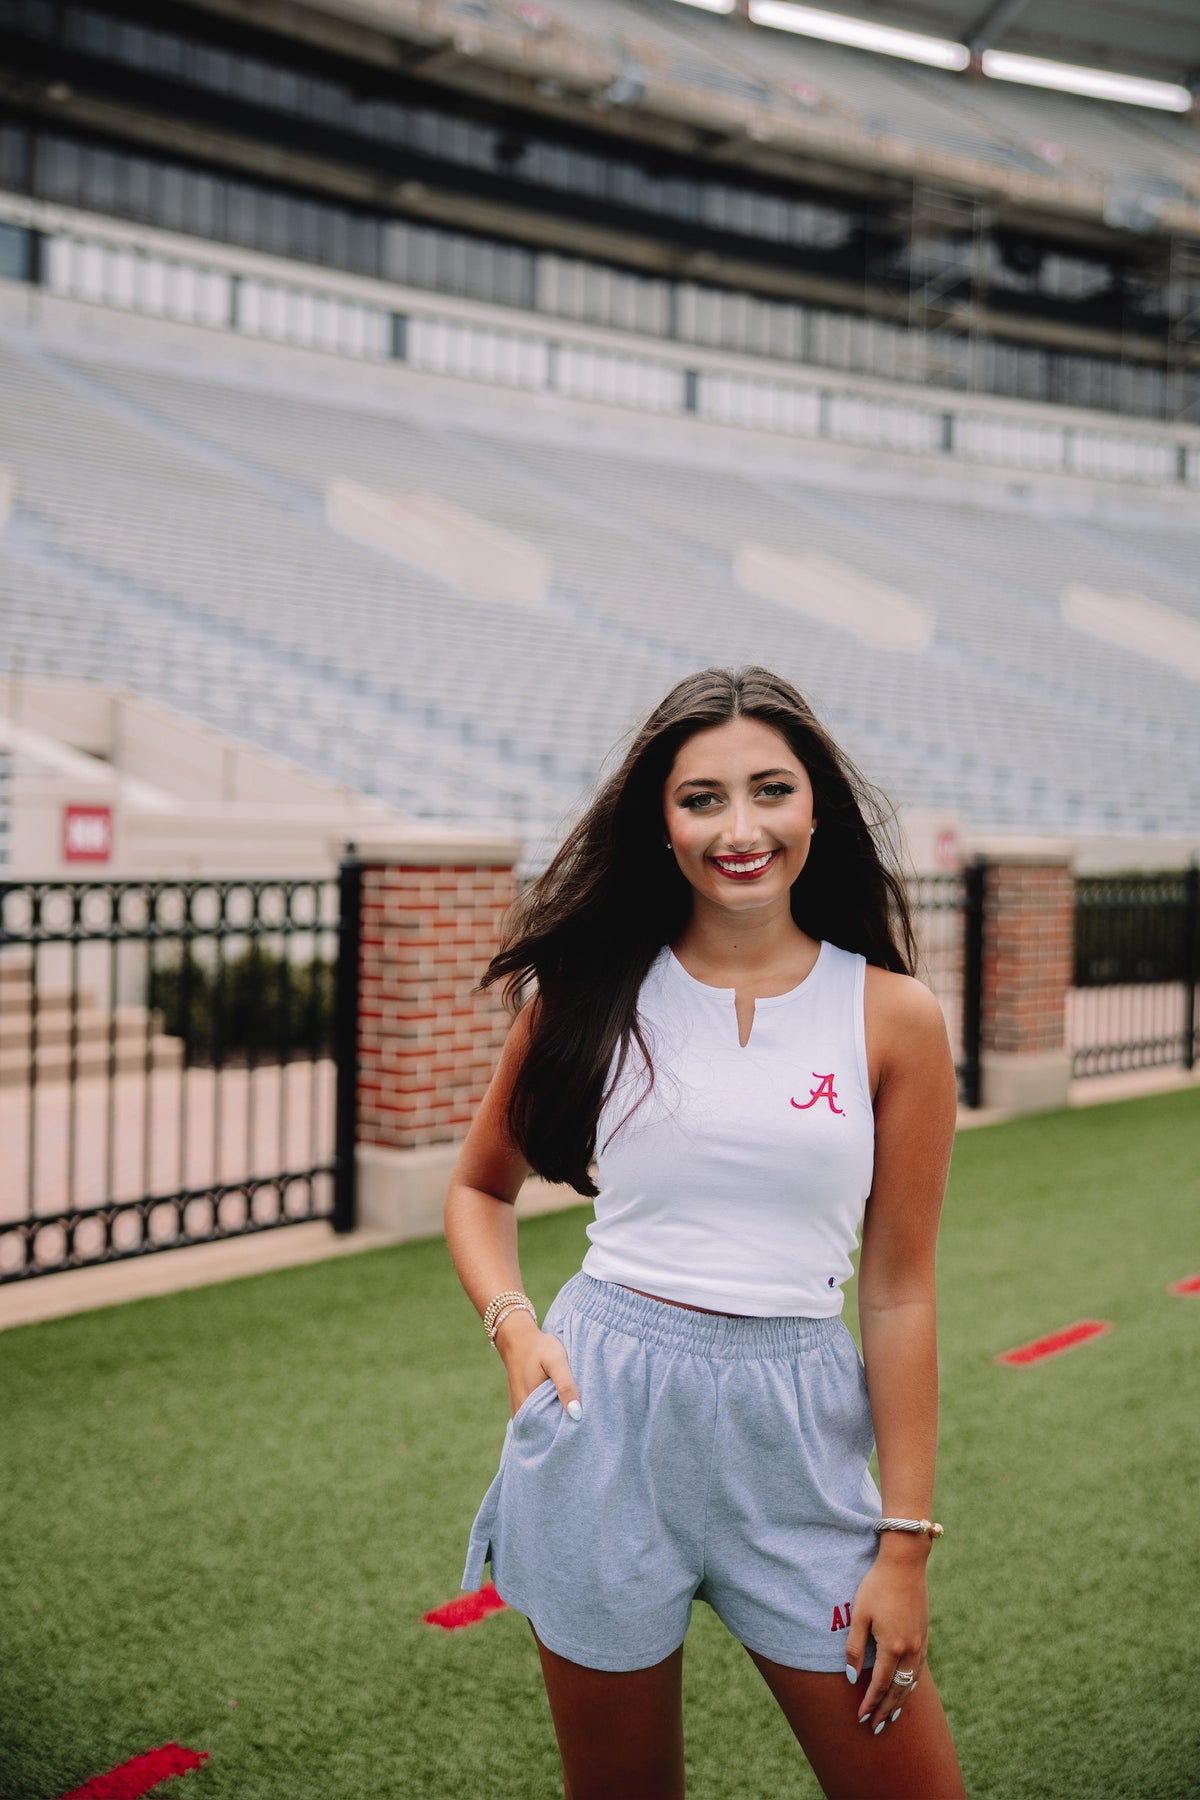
{"left": 759, "top": 783, "right": 796, "bottom": 799}
{"left": 681, "top": 793, "right": 719, "bottom": 810}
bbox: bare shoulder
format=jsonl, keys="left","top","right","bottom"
{"left": 864, "top": 964, "right": 947, "bottom": 1032}
{"left": 863, "top": 964, "right": 953, "bottom": 1094}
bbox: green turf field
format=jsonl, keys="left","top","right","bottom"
{"left": 2, "top": 1089, "right": 1197, "bottom": 1800}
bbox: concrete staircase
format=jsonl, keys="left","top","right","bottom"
{"left": 0, "top": 960, "right": 184, "bottom": 1087}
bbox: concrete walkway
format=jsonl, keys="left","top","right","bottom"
{"left": 2, "top": 1066, "right": 1196, "bottom": 1334}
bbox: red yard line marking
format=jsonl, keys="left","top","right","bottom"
{"left": 1168, "top": 1273, "right": 1200, "bottom": 1296}
{"left": 423, "top": 1583, "right": 508, "bottom": 1630}
{"left": 995, "top": 1320, "right": 1112, "bottom": 1367}
{"left": 56, "top": 1744, "right": 208, "bottom": 1800}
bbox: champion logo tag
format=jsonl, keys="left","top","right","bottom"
{"left": 830, "top": 1601, "right": 853, "bottom": 1632}
{"left": 791, "top": 1073, "right": 844, "bottom": 1115}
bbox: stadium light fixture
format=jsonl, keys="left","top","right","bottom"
{"left": 748, "top": 1, "right": 969, "bottom": 71}
{"left": 981, "top": 50, "right": 1192, "bottom": 112}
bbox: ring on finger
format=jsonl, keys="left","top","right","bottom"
{"left": 894, "top": 1669, "right": 916, "bottom": 1688}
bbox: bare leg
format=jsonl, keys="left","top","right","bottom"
{"left": 530, "top": 1621, "right": 687, "bottom": 1800}
{"left": 744, "top": 1648, "right": 967, "bottom": 1800}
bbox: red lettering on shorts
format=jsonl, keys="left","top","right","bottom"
{"left": 830, "top": 1602, "right": 852, "bottom": 1632}
{"left": 792, "top": 1073, "right": 844, "bottom": 1115}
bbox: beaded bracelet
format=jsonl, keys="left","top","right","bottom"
{"left": 874, "top": 1518, "right": 944, "bottom": 1540}
{"left": 482, "top": 1289, "right": 531, "bottom": 1337}
{"left": 488, "top": 1299, "right": 537, "bottom": 1347}
{"left": 483, "top": 1290, "right": 537, "bottom": 1345}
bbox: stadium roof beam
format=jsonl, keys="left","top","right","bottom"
{"left": 966, "top": 0, "right": 1031, "bottom": 58}
{"left": 391, "top": 36, "right": 460, "bottom": 76}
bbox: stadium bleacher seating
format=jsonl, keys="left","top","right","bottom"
{"left": 0, "top": 322, "right": 1196, "bottom": 857}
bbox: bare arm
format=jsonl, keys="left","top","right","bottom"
{"left": 860, "top": 973, "right": 956, "bottom": 1528}
{"left": 846, "top": 970, "right": 958, "bottom": 1723}
{"left": 444, "top": 1000, "right": 534, "bottom": 1317}
{"left": 444, "top": 1001, "right": 582, "bottom": 1416}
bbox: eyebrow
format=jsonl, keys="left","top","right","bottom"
{"left": 674, "top": 767, "right": 797, "bottom": 793}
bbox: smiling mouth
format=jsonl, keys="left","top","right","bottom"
{"left": 709, "top": 850, "right": 781, "bottom": 880}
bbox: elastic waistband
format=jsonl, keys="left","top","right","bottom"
{"left": 557, "top": 1271, "right": 845, "bottom": 1361}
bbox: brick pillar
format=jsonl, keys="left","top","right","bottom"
{"left": 348, "top": 830, "right": 520, "bottom": 1237}
{"left": 975, "top": 840, "right": 1076, "bottom": 1114}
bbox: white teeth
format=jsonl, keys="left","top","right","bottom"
{"left": 713, "top": 852, "right": 774, "bottom": 873}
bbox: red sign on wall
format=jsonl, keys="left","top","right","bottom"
{"left": 935, "top": 829, "right": 959, "bottom": 870}
{"left": 63, "top": 804, "right": 113, "bottom": 863}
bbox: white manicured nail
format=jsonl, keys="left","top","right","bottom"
{"left": 874, "top": 1721, "right": 886, "bottom": 1736}
{"left": 566, "top": 1399, "right": 582, "bottom": 1421}
{"left": 891, "top": 1708, "right": 901, "bottom": 1722}
{"left": 845, "top": 1665, "right": 856, "bottom": 1683}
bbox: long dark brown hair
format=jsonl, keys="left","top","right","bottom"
{"left": 482, "top": 666, "right": 916, "bottom": 1196}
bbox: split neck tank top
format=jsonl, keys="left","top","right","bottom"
{"left": 581, "top": 939, "right": 875, "bottom": 1318}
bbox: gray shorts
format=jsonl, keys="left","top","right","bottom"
{"left": 461, "top": 1271, "right": 882, "bottom": 1673}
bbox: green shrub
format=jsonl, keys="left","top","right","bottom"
{"left": 150, "top": 943, "right": 335, "bottom": 1062}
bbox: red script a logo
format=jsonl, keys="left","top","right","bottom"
{"left": 791, "top": 1073, "right": 844, "bottom": 1115}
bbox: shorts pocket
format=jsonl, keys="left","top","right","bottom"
{"left": 510, "top": 1377, "right": 556, "bottom": 1431}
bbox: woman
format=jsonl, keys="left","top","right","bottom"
{"left": 445, "top": 666, "right": 967, "bottom": 1800}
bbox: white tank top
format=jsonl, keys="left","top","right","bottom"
{"left": 581, "top": 940, "right": 875, "bottom": 1317}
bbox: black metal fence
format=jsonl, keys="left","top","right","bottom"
{"left": 1, "top": 861, "right": 1192, "bottom": 1283}
{"left": 910, "top": 863, "right": 1200, "bottom": 1097}
{"left": 1071, "top": 869, "right": 1199, "bottom": 1076}
{"left": 0, "top": 874, "right": 357, "bottom": 1284}
{"left": 911, "top": 869, "right": 982, "bottom": 1108}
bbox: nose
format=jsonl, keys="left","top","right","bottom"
{"left": 720, "top": 796, "right": 759, "bottom": 849}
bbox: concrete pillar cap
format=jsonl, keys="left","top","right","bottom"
{"left": 332, "top": 828, "right": 522, "bottom": 867}
{"left": 962, "top": 834, "right": 1076, "bottom": 866}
